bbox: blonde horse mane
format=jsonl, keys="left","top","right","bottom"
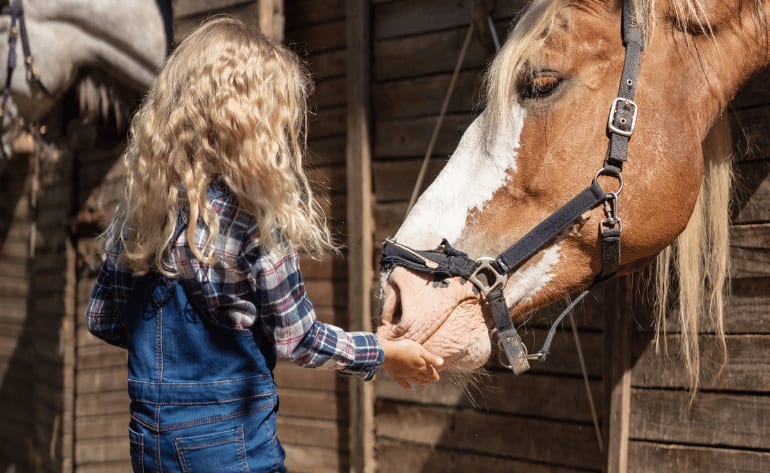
{"left": 654, "top": 115, "right": 732, "bottom": 394}
{"left": 484, "top": 0, "right": 743, "bottom": 391}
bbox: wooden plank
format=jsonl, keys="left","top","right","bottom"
{"left": 75, "top": 391, "right": 130, "bottom": 417}
{"left": 629, "top": 389, "right": 770, "bottom": 450}
{"left": 731, "top": 223, "right": 770, "bottom": 279}
{"left": 606, "top": 278, "right": 632, "bottom": 473}
{"left": 76, "top": 367, "right": 127, "bottom": 394}
{"left": 276, "top": 416, "right": 345, "bottom": 449}
{"left": 308, "top": 106, "right": 346, "bottom": 139}
{"left": 314, "top": 77, "right": 346, "bottom": 108}
{"left": 174, "top": 0, "right": 254, "bottom": 18}
{"left": 374, "top": 114, "right": 474, "bottom": 159}
{"left": 304, "top": 278, "right": 346, "bottom": 307}
{"left": 75, "top": 437, "right": 129, "bottom": 464}
{"left": 308, "top": 136, "right": 346, "bottom": 166}
{"left": 75, "top": 345, "right": 127, "bottom": 370}
{"left": 283, "top": 444, "right": 345, "bottom": 473}
{"left": 278, "top": 387, "right": 348, "bottom": 421}
{"left": 373, "top": 0, "right": 524, "bottom": 40}
{"left": 273, "top": 361, "right": 342, "bottom": 391}
{"left": 732, "top": 159, "right": 770, "bottom": 224}
{"left": 372, "top": 69, "right": 483, "bottom": 120}
{"left": 635, "top": 277, "right": 770, "bottom": 334}
{"left": 376, "top": 371, "right": 603, "bottom": 423}
{"left": 628, "top": 440, "right": 770, "bottom": 473}
{"left": 347, "top": 2, "right": 375, "bottom": 472}
{"left": 374, "top": 25, "right": 497, "bottom": 81}
{"left": 372, "top": 160, "right": 446, "bottom": 202}
{"left": 732, "top": 107, "right": 770, "bottom": 161}
{"left": 732, "top": 69, "right": 770, "bottom": 110}
{"left": 631, "top": 334, "right": 770, "bottom": 391}
{"left": 285, "top": 0, "right": 345, "bottom": 27}
{"left": 289, "top": 20, "right": 345, "bottom": 53}
{"left": 77, "top": 462, "right": 132, "bottom": 473}
{"left": 75, "top": 414, "right": 129, "bottom": 440}
{"left": 299, "top": 254, "right": 346, "bottom": 280}
{"left": 376, "top": 403, "right": 603, "bottom": 470}
{"left": 377, "top": 439, "right": 595, "bottom": 473}
{"left": 305, "top": 49, "right": 346, "bottom": 79}
{"left": 725, "top": 277, "right": 770, "bottom": 333}
{"left": 373, "top": 201, "right": 406, "bottom": 241}
{"left": 174, "top": 3, "right": 259, "bottom": 43}
{"left": 307, "top": 164, "right": 346, "bottom": 195}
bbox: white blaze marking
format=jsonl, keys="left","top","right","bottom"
{"left": 395, "top": 106, "right": 526, "bottom": 248}
{"left": 392, "top": 104, "right": 559, "bottom": 304}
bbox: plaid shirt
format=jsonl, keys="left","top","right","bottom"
{"left": 86, "top": 182, "right": 383, "bottom": 380}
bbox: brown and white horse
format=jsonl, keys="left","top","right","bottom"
{"left": 378, "top": 0, "right": 768, "bottom": 390}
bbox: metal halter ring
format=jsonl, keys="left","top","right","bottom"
{"left": 593, "top": 167, "right": 624, "bottom": 195}
{"left": 468, "top": 257, "right": 507, "bottom": 296}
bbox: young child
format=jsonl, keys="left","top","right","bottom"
{"left": 86, "top": 17, "right": 442, "bottom": 473}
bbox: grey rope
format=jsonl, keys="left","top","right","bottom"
{"left": 569, "top": 310, "right": 604, "bottom": 452}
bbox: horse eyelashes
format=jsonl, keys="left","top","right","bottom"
{"left": 517, "top": 74, "right": 562, "bottom": 101}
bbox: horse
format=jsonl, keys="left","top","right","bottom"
{"left": 378, "top": 0, "right": 768, "bottom": 392}
{"left": 0, "top": 0, "right": 171, "bottom": 152}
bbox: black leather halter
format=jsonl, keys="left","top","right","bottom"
{"left": 2, "top": 0, "right": 52, "bottom": 105}
{"left": 381, "top": 0, "right": 645, "bottom": 374}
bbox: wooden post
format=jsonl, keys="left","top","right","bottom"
{"left": 346, "top": 1, "right": 375, "bottom": 472}
{"left": 259, "top": 0, "right": 284, "bottom": 41}
{"left": 605, "top": 277, "right": 633, "bottom": 473}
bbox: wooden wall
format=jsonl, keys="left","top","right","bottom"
{"left": 621, "top": 71, "right": 770, "bottom": 472}
{"left": 0, "top": 103, "right": 78, "bottom": 473}
{"left": 0, "top": 150, "right": 36, "bottom": 473}
{"left": 280, "top": 1, "right": 353, "bottom": 472}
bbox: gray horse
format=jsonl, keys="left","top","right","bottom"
{"left": 0, "top": 0, "right": 171, "bottom": 152}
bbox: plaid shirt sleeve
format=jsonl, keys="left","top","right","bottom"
{"left": 243, "top": 243, "right": 384, "bottom": 380}
{"left": 85, "top": 243, "right": 134, "bottom": 349}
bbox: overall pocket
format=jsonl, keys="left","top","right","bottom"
{"left": 128, "top": 425, "right": 144, "bottom": 473}
{"left": 175, "top": 426, "right": 250, "bottom": 473}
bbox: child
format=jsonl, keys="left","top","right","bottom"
{"left": 86, "top": 17, "right": 443, "bottom": 473}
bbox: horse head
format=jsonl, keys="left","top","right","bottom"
{"left": 378, "top": 0, "right": 769, "bottom": 382}
{"left": 0, "top": 0, "right": 171, "bottom": 150}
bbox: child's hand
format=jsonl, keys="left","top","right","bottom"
{"left": 378, "top": 337, "right": 444, "bottom": 389}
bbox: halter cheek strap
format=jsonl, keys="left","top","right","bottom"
{"left": 379, "top": 0, "right": 645, "bottom": 375}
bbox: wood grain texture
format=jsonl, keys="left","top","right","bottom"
{"left": 628, "top": 440, "right": 770, "bottom": 473}
{"left": 377, "top": 439, "right": 595, "bottom": 473}
{"left": 631, "top": 335, "right": 770, "bottom": 391}
{"left": 373, "top": 0, "right": 524, "bottom": 40}
{"left": 376, "top": 402, "right": 603, "bottom": 470}
{"left": 629, "top": 389, "right": 770, "bottom": 450}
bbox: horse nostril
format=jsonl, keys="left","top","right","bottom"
{"left": 392, "top": 303, "right": 402, "bottom": 326}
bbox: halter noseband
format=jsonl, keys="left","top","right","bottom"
{"left": 380, "top": 0, "right": 645, "bottom": 375}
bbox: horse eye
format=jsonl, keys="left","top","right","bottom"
{"left": 518, "top": 74, "right": 562, "bottom": 100}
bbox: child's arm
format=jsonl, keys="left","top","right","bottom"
{"left": 245, "top": 247, "right": 443, "bottom": 384}
{"left": 85, "top": 245, "right": 132, "bottom": 348}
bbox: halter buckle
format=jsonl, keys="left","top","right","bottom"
{"left": 608, "top": 97, "right": 638, "bottom": 137}
{"left": 468, "top": 257, "right": 507, "bottom": 296}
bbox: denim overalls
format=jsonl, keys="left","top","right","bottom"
{"left": 124, "top": 271, "right": 287, "bottom": 473}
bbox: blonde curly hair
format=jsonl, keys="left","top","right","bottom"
{"left": 110, "top": 16, "right": 335, "bottom": 274}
